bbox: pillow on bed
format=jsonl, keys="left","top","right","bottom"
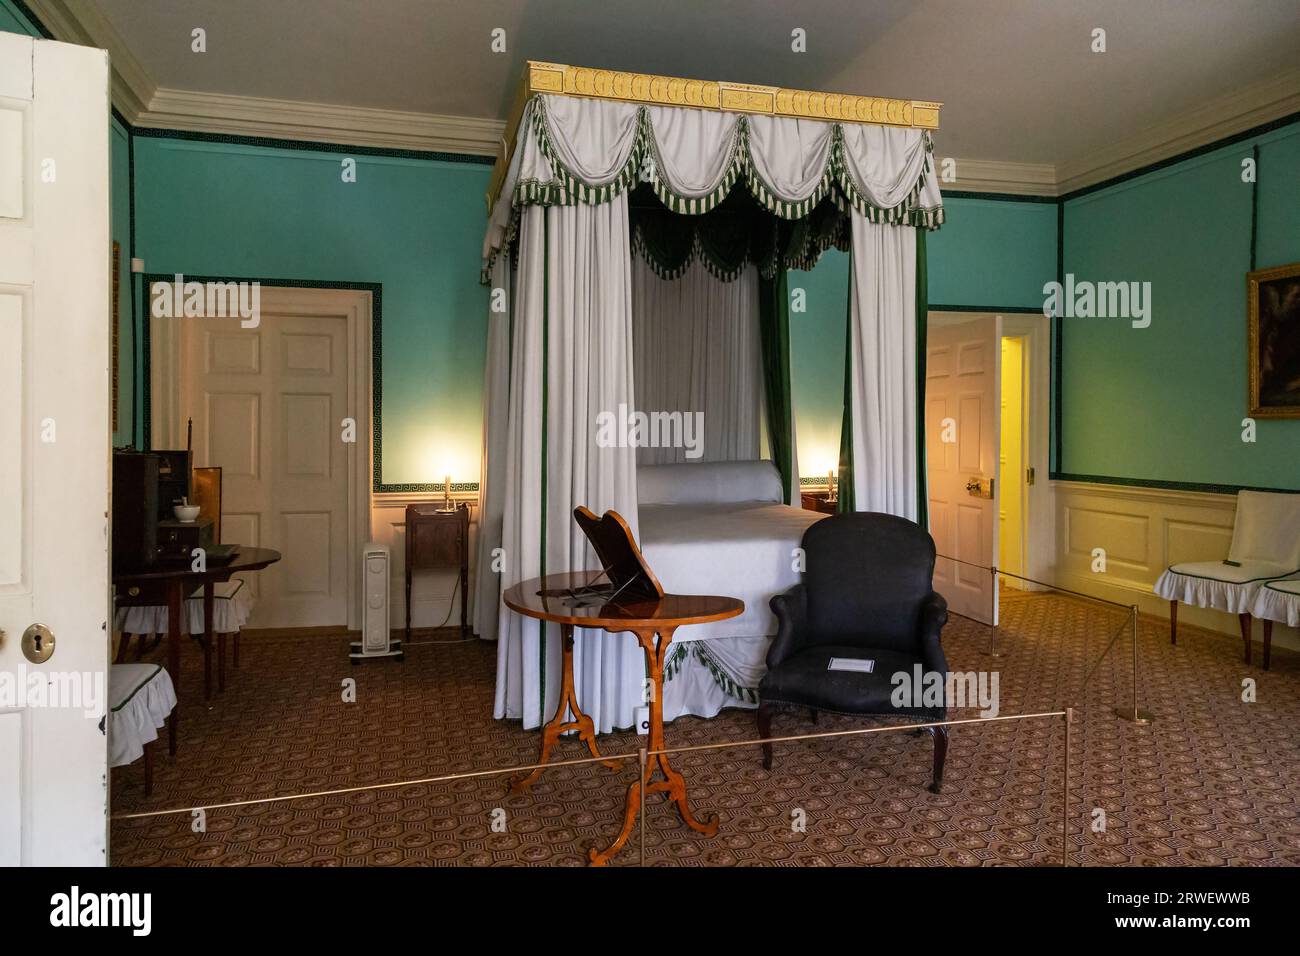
{"left": 637, "top": 460, "right": 784, "bottom": 505}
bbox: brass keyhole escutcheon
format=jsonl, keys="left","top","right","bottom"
{"left": 21, "top": 623, "right": 55, "bottom": 664}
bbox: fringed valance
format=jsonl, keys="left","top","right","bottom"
{"left": 630, "top": 187, "right": 850, "bottom": 282}
{"left": 482, "top": 93, "right": 944, "bottom": 282}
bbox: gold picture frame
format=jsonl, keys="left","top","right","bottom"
{"left": 1247, "top": 261, "right": 1300, "bottom": 418}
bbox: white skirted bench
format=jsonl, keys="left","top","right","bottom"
{"left": 1154, "top": 490, "right": 1300, "bottom": 665}
{"left": 1252, "top": 577, "right": 1300, "bottom": 670}
{"left": 108, "top": 663, "right": 177, "bottom": 797}
{"left": 114, "top": 578, "right": 254, "bottom": 697}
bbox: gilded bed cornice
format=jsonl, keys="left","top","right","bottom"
{"left": 488, "top": 61, "right": 942, "bottom": 211}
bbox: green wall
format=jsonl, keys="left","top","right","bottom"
{"left": 1061, "top": 123, "right": 1300, "bottom": 490}
{"left": 789, "top": 197, "right": 1058, "bottom": 476}
{"left": 131, "top": 136, "right": 491, "bottom": 487}
{"left": 930, "top": 196, "right": 1058, "bottom": 308}
{"left": 0, "top": 0, "right": 39, "bottom": 36}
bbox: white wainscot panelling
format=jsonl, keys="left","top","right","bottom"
{"left": 1053, "top": 481, "right": 1297, "bottom": 652}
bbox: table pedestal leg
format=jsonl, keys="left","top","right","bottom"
{"left": 202, "top": 582, "right": 214, "bottom": 699}
{"left": 509, "top": 622, "right": 621, "bottom": 795}
{"left": 589, "top": 627, "right": 718, "bottom": 867}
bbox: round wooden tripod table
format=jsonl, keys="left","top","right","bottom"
{"left": 503, "top": 571, "right": 743, "bottom": 866}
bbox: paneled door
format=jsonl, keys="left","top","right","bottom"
{"left": 926, "top": 314, "right": 1000, "bottom": 625}
{"left": 0, "top": 34, "right": 110, "bottom": 865}
{"left": 180, "top": 294, "right": 353, "bottom": 628}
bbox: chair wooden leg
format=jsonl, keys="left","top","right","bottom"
{"left": 929, "top": 725, "right": 950, "bottom": 795}
{"left": 1239, "top": 612, "right": 1252, "bottom": 665}
{"left": 1169, "top": 600, "right": 1178, "bottom": 645}
{"left": 233, "top": 630, "right": 241, "bottom": 668}
{"left": 143, "top": 739, "right": 154, "bottom": 798}
{"left": 200, "top": 637, "right": 213, "bottom": 700}
{"left": 167, "top": 714, "right": 176, "bottom": 757}
{"left": 217, "top": 633, "right": 227, "bottom": 692}
{"left": 114, "top": 632, "right": 130, "bottom": 664}
{"left": 1262, "top": 620, "right": 1272, "bottom": 671}
{"left": 133, "top": 633, "right": 151, "bottom": 661}
{"left": 757, "top": 703, "right": 773, "bottom": 770}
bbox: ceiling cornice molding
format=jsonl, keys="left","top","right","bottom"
{"left": 137, "top": 88, "right": 504, "bottom": 156}
{"left": 933, "top": 158, "right": 1058, "bottom": 196}
{"left": 28, "top": 1, "right": 1300, "bottom": 192}
{"left": 25, "top": 0, "right": 155, "bottom": 119}
{"left": 1056, "top": 66, "right": 1300, "bottom": 195}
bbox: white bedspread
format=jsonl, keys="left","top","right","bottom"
{"left": 640, "top": 501, "right": 825, "bottom": 642}
{"left": 638, "top": 500, "right": 826, "bottom": 720}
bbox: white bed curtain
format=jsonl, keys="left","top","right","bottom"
{"left": 493, "top": 199, "right": 644, "bottom": 733}
{"left": 845, "top": 214, "right": 918, "bottom": 519}
{"left": 631, "top": 257, "right": 763, "bottom": 464}
{"left": 473, "top": 254, "right": 511, "bottom": 641}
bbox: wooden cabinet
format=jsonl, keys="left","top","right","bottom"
{"left": 404, "top": 503, "right": 470, "bottom": 640}
{"left": 800, "top": 491, "right": 839, "bottom": 515}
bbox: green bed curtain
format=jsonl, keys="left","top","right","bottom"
{"left": 914, "top": 227, "right": 929, "bottom": 528}
{"left": 757, "top": 270, "right": 795, "bottom": 504}
{"left": 836, "top": 261, "right": 856, "bottom": 513}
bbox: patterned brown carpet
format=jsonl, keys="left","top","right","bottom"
{"left": 109, "top": 591, "right": 1300, "bottom": 866}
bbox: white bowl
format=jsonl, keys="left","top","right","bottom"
{"left": 173, "top": 504, "right": 201, "bottom": 523}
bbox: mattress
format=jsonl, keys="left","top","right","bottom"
{"left": 639, "top": 500, "right": 827, "bottom": 644}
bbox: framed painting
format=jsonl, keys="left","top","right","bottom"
{"left": 1248, "top": 261, "right": 1300, "bottom": 418}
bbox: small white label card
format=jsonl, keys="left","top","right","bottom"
{"left": 828, "top": 657, "right": 874, "bottom": 673}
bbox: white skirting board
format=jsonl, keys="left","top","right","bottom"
{"left": 1051, "top": 480, "right": 1299, "bottom": 652}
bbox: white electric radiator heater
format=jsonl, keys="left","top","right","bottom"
{"left": 350, "top": 542, "right": 403, "bottom": 663}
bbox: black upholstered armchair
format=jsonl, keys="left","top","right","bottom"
{"left": 758, "top": 512, "right": 952, "bottom": 793}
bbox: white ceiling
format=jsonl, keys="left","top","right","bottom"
{"left": 90, "top": 0, "right": 1300, "bottom": 179}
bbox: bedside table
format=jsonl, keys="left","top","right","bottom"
{"left": 404, "top": 502, "right": 470, "bottom": 640}
{"left": 800, "top": 491, "right": 839, "bottom": 515}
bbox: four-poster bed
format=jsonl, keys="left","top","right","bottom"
{"left": 474, "top": 62, "right": 945, "bottom": 735}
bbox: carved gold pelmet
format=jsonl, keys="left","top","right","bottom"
{"left": 487, "top": 61, "right": 942, "bottom": 212}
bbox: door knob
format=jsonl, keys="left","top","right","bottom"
{"left": 21, "top": 623, "right": 55, "bottom": 664}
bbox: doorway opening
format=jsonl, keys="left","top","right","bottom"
{"left": 998, "top": 334, "right": 1028, "bottom": 585}
{"left": 924, "top": 311, "right": 1049, "bottom": 625}
{"left": 148, "top": 283, "right": 375, "bottom": 630}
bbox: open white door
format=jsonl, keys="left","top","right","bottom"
{"left": 0, "top": 34, "right": 110, "bottom": 866}
{"left": 926, "top": 313, "right": 1000, "bottom": 625}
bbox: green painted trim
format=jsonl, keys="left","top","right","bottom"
{"left": 940, "top": 189, "right": 1057, "bottom": 203}
{"left": 836, "top": 247, "right": 855, "bottom": 514}
{"left": 928, "top": 304, "right": 1045, "bottom": 314}
{"left": 1248, "top": 143, "right": 1260, "bottom": 272}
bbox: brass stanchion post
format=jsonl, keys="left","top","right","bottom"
{"left": 1062, "top": 707, "right": 1072, "bottom": 867}
{"left": 1113, "top": 604, "right": 1153, "bottom": 724}
{"left": 982, "top": 565, "right": 1002, "bottom": 657}
{"left": 638, "top": 747, "right": 647, "bottom": 867}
